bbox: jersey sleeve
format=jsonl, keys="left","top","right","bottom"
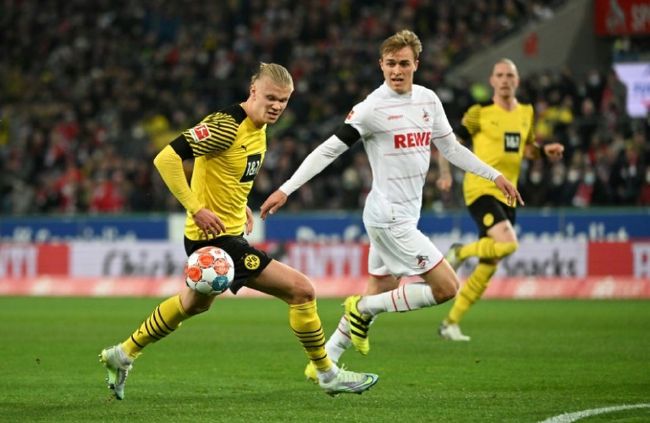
{"left": 343, "top": 100, "right": 372, "bottom": 138}
{"left": 429, "top": 91, "right": 453, "bottom": 139}
{"left": 461, "top": 104, "right": 482, "bottom": 138}
{"left": 153, "top": 145, "right": 203, "bottom": 215}
{"left": 333, "top": 124, "right": 361, "bottom": 147}
{"left": 524, "top": 104, "right": 536, "bottom": 146}
{"left": 181, "top": 112, "right": 239, "bottom": 156}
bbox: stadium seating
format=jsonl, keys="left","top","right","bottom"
{"left": 1, "top": 0, "right": 647, "bottom": 214}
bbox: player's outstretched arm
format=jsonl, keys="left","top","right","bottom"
{"left": 436, "top": 156, "right": 452, "bottom": 192}
{"left": 494, "top": 175, "right": 524, "bottom": 207}
{"left": 260, "top": 190, "right": 288, "bottom": 220}
{"left": 260, "top": 134, "right": 351, "bottom": 220}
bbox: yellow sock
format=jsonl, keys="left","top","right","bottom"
{"left": 289, "top": 300, "right": 332, "bottom": 372}
{"left": 458, "top": 237, "right": 517, "bottom": 260}
{"left": 121, "top": 294, "right": 189, "bottom": 358}
{"left": 446, "top": 262, "right": 497, "bottom": 324}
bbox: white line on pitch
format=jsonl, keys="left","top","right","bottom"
{"left": 539, "top": 403, "right": 650, "bottom": 423}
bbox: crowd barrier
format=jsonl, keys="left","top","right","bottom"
{"left": 1, "top": 237, "right": 648, "bottom": 298}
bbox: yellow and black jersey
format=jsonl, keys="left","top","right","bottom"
{"left": 457, "top": 101, "right": 534, "bottom": 207}
{"left": 163, "top": 104, "right": 266, "bottom": 240}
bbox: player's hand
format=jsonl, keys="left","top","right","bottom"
{"left": 494, "top": 175, "right": 524, "bottom": 207}
{"left": 245, "top": 205, "right": 254, "bottom": 235}
{"left": 193, "top": 208, "right": 226, "bottom": 238}
{"left": 544, "top": 143, "right": 564, "bottom": 162}
{"left": 260, "top": 190, "right": 288, "bottom": 220}
{"left": 436, "top": 173, "right": 452, "bottom": 192}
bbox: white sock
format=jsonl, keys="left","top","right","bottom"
{"left": 324, "top": 315, "right": 351, "bottom": 364}
{"left": 317, "top": 361, "right": 340, "bottom": 383}
{"left": 358, "top": 282, "right": 436, "bottom": 316}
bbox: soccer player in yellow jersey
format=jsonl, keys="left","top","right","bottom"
{"left": 439, "top": 58, "right": 564, "bottom": 341}
{"left": 99, "top": 63, "right": 378, "bottom": 399}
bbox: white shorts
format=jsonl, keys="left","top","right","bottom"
{"left": 366, "top": 223, "right": 443, "bottom": 277}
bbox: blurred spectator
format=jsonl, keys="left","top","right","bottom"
{"left": 1, "top": 0, "right": 647, "bottom": 216}
{"left": 639, "top": 167, "right": 650, "bottom": 206}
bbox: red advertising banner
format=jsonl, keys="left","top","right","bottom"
{"left": 1, "top": 241, "right": 649, "bottom": 298}
{"left": 588, "top": 241, "right": 650, "bottom": 277}
{"left": 594, "top": 0, "right": 650, "bottom": 36}
{"left": 0, "top": 243, "right": 69, "bottom": 277}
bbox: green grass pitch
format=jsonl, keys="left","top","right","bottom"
{"left": 0, "top": 296, "right": 648, "bottom": 422}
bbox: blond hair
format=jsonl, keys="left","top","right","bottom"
{"left": 493, "top": 58, "right": 519, "bottom": 76}
{"left": 251, "top": 62, "right": 293, "bottom": 88}
{"left": 380, "top": 30, "right": 422, "bottom": 59}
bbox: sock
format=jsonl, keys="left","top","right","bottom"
{"left": 458, "top": 237, "right": 517, "bottom": 260}
{"left": 289, "top": 300, "right": 335, "bottom": 381}
{"left": 358, "top": 282, "right": 436, "bottom": 316}
{"left": 121, "top": 294, "right": 189, "bottom": 359}
{"left": 446, "top": 261, "right": 497, "bottom": 324}
{"left": 324, "top": 315, "right": 352, "bottom": 364}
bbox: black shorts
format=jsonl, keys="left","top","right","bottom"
{"left": 467, "top": 195, "right": 516, "bottom": 237}
{"left": 184, "top": 235, "right": 273, "bottom": 294}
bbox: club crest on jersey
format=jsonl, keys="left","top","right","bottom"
{"left": 190, "top": 124, "right": 211, "bottom": 143}
{"left": 416, "top": 255, "right": 429, "bottom": 268}
{"left": 422, "top": 109, "right": 430, "bottom": 122}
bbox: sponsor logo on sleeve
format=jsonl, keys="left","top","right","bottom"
{"left": 190, "top": 124, "right": 211, "bottom": 143}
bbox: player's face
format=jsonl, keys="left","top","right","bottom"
{"left": 249, "top": 76, "right": 293, "bottom": 126}
{"left": 490, "top": 62, "right": 519, "bottom": 100}
{"left": 380, "top": 47, "right": 418, "bottom": 94}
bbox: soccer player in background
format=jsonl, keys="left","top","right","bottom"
{"left": 438, "top": 58, "right": 564, "bottom": 341}
{"left": 99, "top": 63, "right": 379, "bottom": 400}
{"left": 260, "top": 30, "right": 523, "bottom": 376}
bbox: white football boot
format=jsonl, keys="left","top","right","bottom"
{"left": 438, "top": 322, "right": 471, "bottom": 341}
{"left": 99, "top": 344, "right": 133, "bottom": 400}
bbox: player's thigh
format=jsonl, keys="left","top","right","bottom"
{"left": 365, "top": 274, "right": 400, "bottom": 295}
{"left": 468, "top": 195, "right": 516, "bottom": 239}
{"left": 486, "top": 219, "right": 517, "bottom": 243}
{"left": 367, "top": 224, "right": 443, "bottom": 277}
{"left": 247, "top": 260, "right": 314, "bottom": 304}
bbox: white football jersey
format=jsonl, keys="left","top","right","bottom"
{"left": 345, "top": 82, "right": 453, "bottom": 227}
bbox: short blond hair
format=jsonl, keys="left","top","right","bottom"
{"left": 380, "top": 30, "right": 422, "bottom": 60}
{"left": 251, "top": 62, "right": 293, "bottom": 88}
{"left": 493, "top": 58, "right": 519, "bottom": 76}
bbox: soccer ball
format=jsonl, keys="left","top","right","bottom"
{"left": 184, "top": 246, "right": 235, "bottom": 295}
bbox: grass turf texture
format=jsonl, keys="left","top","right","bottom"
{"left": 0, "top": 297, "right": 648, "bottom": 422}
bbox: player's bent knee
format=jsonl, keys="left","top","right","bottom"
{"left": 434, "top": 286, "right": 457, "bottom": 304}
{"left": 431, "top": 275, "right": 459, "bottom": 304}
{"left": 180, "top": 288, "right": 216, "bottom": 315}
{"left": 289, "top": 276, "right": 316, "bottom": 304}
{"left": 182, "top": 296, "right": 215, "bottom": 315}
{"left": 495, "top": 241, "right": 518, "bottom": 258}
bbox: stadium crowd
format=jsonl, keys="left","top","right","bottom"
{"left": 1, "top": 0, "right": 648, "bottom": 215}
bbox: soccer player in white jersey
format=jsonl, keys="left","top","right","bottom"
{"left": 260, "top": 30, "right": 523, "bottom": 376}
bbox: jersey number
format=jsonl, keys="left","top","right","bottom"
{"left": 240, "top": 153, "right": 262, "bottom": 183}
{"left": 504, "top": 132, "right": 521, "bottom": 153}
